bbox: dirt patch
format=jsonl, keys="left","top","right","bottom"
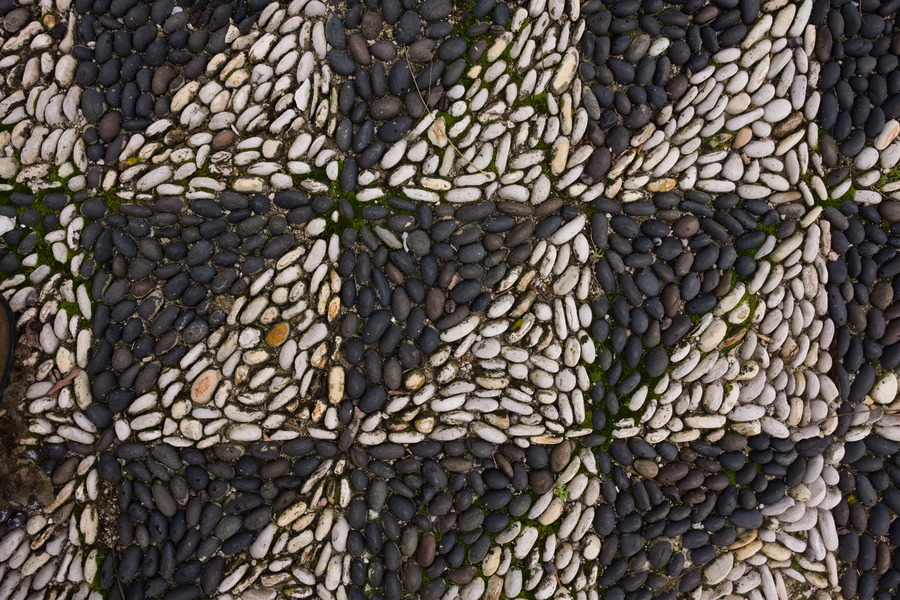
{"left": 96, "top": 476, "right": 121, "bottom": 550}
{"left": 0, "top": 343, "right": 53, "bottom": 509}
{"left": 210, "top": 293, "right": 235, "bottom": 317}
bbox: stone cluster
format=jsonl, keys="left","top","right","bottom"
{"left": 0, "top": 0, "right": 899, "bottom": 600}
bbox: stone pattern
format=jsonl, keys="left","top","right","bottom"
{"left": 0, "top": 1, "right": 899, "bottom": 600}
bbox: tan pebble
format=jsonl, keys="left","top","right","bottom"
{"left": 722, "top": 328, "right": 747, "bottom": 348}
{"left": 328, "top": 367, "right": 344, "bottom": 404}
{"left": 875, "top": 120, "right": 900, "bottom": 151}
{"left": 485, "top": 413, "right": 510, "bottom": 429}
{"left": 405, "top": 370, "right": 425, "bottom": 390}
{"left": 312, "top": 401, "right": 326, "bottom": 422}
{"left": 633, "top": 459, "right": 659, "bottom": 478}
{"left": 428, "top": 118, "right": 448, "bottom": 148}
{"left": 190, "top": 370, "right": 221, "bottom": 405}
{"left": 772, "top": 112, "right": 804, "bottom": 139}
{"left": 734, "top": 540, "right": 762, "bottom": 561}
{"left": 416, "top": 416, "right": 435, "bottom": 433}
{"left": 761, "top": 542, "right": 792, "bottom": 562}
{"left": 698, "top": 318, "right": 727, "bottom": 352}
{"left": 550, "top": 138, "right": 569, "bottom": 175}
{"left": 733, "top": 127, "right": 753, "bottom": 149}
{"left": 728, "top": 529, "right": 758, "bottom": 549}
{"left": 311, "top": 344, "right": 328, "bottom": 368}
{"left": 647, "top": 178, "right": 676, "bottom": 192}
{"left": 530, "top": 435, "right": 565, "bottom": 445}
{"left": 327, "top": 297, "right": 341, "bottom": 321}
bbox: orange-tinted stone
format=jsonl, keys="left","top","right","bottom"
{"left": 267, "top": 322, "right": 289, "bottom": 347}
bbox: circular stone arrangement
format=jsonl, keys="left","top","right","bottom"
{"left": 1, "top": 0, "right": 900, "bottom": 600}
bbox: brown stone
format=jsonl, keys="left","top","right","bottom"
{"left": 360, "top": 11, "right": 382, "bottom": 40}
{"left": 130, "top": 278, "right": 153, "bottom": 298}
{"left": 447, "top": 566, "right": 476, "bottom": 585}
{"left": 369, "top": 97, "right": 403, "bottom": 121}
{"left": 425, "top": 288, "right": 446, "bottom": 321}
{"left": 633, "top": 459, "right": 659, "bottom": 478}
{"left": 656, "top": 462, "right": 689, "bottom": 484}
{"left": 772, "top": 112, "right": 804, "bottom": 139}
{"left": 407, "top": 39, "right": 435, "bottom": 63}
{"left": 212, "top": 129, "right": 235, "bottom": 149}
{"left": 535, "top": 197, "right": 563, "bottom": 218}
{"left": 347, "top": 33, "right": 371, "bottom": 66}
{"left": 98, "top": 110, "right": 123, "bottom": 142}
{"left": 416, "top": 533, "right": 436, "bottom": 566}
{"left": 4, "top": 9, "right": 30, "bottom": 32}
{"left": 529, "top": 469, "right": 553, "bottom": 494}
{"left": 672, "top": 215, "right": 700, "bottom": 238}
{"left": 441, "top": 457, "right": 473, "bottom": 472}
{"left": 151, "top": 64, "right": 178, "bottom": 96}
{"left": 497, "top": 201, "right": 532, "bottom": 217}
{"left": 550, "top": 440, "right": 573, "bottom": 472}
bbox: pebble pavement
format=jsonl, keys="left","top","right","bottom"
{"left": 0, "top": 0, "right": 900, "bottom": 599}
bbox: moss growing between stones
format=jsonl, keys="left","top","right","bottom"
{"left": 552, "top": 483, "right": 569, "bottom": 501}
{"left": 755, "top": 222, "right": 779, "bottom": 237}
{"left": 698, "top": 134, "right": 731, "bottom": 153}
{"left": 450, "top": 0, "right": 483, "bottom": 38}
{"left": 724, "top": 470, "right": 738, "bottom": 486}
{"left": 100, "top": 188, "right": 128, "bottom": 213}
{"left": 187, "top": 163, "right": 213, "bottom": 180}
{"left": 58, "top": 301, "right": 84, "bottom": 318}
{"left": 520, "top": 92, "right": 548, "bottom": 113}
{"left": 0, "top": 179, "right": 72, "bottom": 276}
{"left": 0, "top": 177, "right": 31, "bottom": 197}
{"left": 877, "top": 167, "right": 900, "bottom": 187}
{"left": 836, "top": 183, "right": 856, "bottom": 204}
{"left": 581, "top": 336, "right": 664, "bottom": 447}
{"left": 297, "top": 165, "right": 369, "bottom": 236}
{"left": 91, "top": 549, "right": 113, "bottom": 600}
{"left": 301, "top": 165, "right": 332, "bottom": 186}
{"left": 438, "top": 111, "right": 464, "bottom": 131}
{"left": 812, "top": 181, "right": 851, "bottom": 211}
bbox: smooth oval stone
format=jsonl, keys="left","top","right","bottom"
{"left": 328, "top": 49, "right": 357, "bottom": 76}
{"left": 729, "top": 508, "right": 763, "bottom": 529}
{"left": 378, "top": 116, "right": 413, "bottom": 142}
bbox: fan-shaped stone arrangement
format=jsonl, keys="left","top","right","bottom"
{"left": 1, "top": 1, "right": 900, "bottom": 599}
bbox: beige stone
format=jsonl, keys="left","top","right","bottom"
{"left": 647, "top": 178, "right": 676, "bottom": 192}
{"left": 734, "top": 540, "right": 762, "bottom": 561}
{"left": 328, "top": 367, "right": 344, "bottom": 404}
{"left": 191, "top": 370, "right": 221, "bottom": 405}
{"left": 699, "top": 318, "right": 728, "bottom": 352}
{"left": 761, "top": 542, "right": 792, "bottom": 562}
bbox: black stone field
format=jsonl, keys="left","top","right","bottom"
{"left": 1, "top": 0, "right": 900, "bottom": 599}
